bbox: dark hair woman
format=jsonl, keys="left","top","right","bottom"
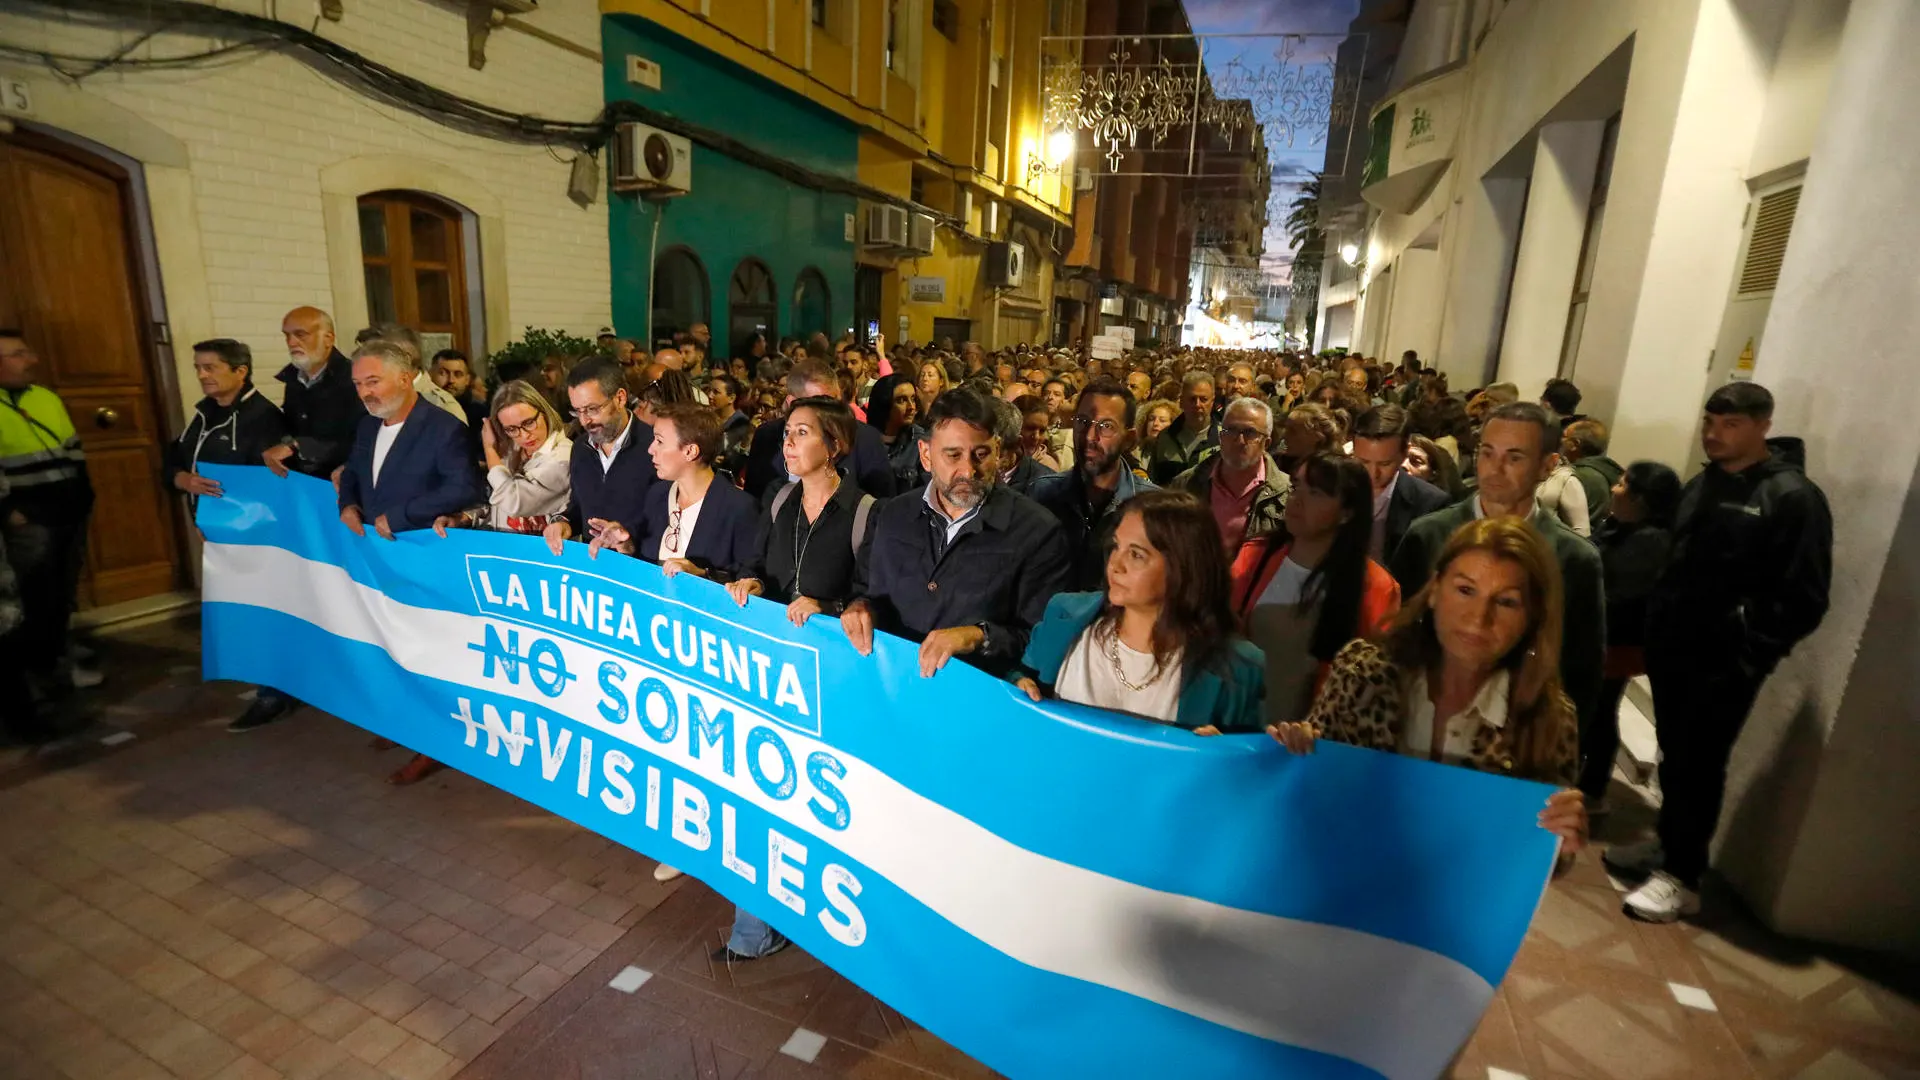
{"left": 1014, "top": 489, "right": 1265, "bottom": 733}
{"left": 716, "top": 396, "right": 872, "bottom": 964}
{"left": 1579, "top": 460, "right": 1682, "bottom": 809}
{"left": 1405, "top": 433, "right": 1467, "bottom": 500}
{"left": 1230, "top": 454, "right": 1400, "bottom": 724}
{"left": 864, "top": 371, "right": 927, "bottom": 492}
{"left": 1270, "top": 517, "right": 1587, "bottom": 864}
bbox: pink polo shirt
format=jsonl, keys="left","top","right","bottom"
{"left": 1210, "top": 457, "right": 1266, "bottom": 554}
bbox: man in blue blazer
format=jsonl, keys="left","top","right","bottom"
{"left": 338, "top": 341, "right": 483, "bottom": 539}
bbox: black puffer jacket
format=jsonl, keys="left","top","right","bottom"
{"left": 1647, "top": 437, "right": 1832, "bottom": 674}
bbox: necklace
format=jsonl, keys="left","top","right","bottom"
{"left": 1103, "top": 627, "right": 1165, "bottom": 693}
{"left": 790, "top": 475, "right": 841, "bottom": 597}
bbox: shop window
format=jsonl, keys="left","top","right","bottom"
{"left": 729, "top": 258, "right": 777, "bottom": 358}
{"left": 358, "top": 191, "right": 471, "bottom": 356}
{"left": 793, "top": 268, "right": 832, "bottom": 341}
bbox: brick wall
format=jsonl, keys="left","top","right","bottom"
{"left": 0, "top": 0, "right": 611, "bottom": 399}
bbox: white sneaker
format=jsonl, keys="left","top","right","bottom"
{"left": 653, "top": 864, "right": 684, "bottom": 883}
{"left": 1624, "top": 871, "right": 1700, "bottom": 923}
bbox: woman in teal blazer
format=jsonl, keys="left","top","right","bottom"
{"left": 1014, "top": 490, "right": 1267, "bottom": 733}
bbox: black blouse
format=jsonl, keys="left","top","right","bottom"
{"left": 748, "top": 476, "right": 870, "bottom": 611}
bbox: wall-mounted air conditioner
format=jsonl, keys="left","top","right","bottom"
{"left": 864, "top": 204, "right": 910, "bottom": 248}
{"left": 610, "top": 123, "right": 691, "bottom": 196}
{"left": 906, "top": 212, "right": 936, "bottom": 255}
{"left": 986, "top": 241, "right": 1026, "bottom": 288}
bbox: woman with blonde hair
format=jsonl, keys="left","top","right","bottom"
{"left": 1133, "top": 399, "right": 1179, "bottom": 474}
{"left": 1269, "top": 517, "right": 1588, "bottom": 859}
{"left": 914, "top": 358, "right": 950, "bottom": 416}
{"left": 1277, "top": 402, "right": 1341, "bottom": 473}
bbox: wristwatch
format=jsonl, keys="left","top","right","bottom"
{"left": 974, "top": 622, "right": 995, "bottom": 654}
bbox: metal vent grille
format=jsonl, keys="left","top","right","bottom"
{"left": 1738, "top": 185, "right": 1801, "bottom": 295}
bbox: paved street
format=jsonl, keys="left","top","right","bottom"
{"left": 1, "top": 616, "right": 1915, "bottom": 1080}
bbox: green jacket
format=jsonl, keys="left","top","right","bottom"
{"left": 1387, "top": 499, "right": 1606, "bottom": 732}
{"left": 1170, "top": 451, "right": 1292, "bottom": 548}
{"left": 1571, "top": 455, "right": 1623, "bottom": 527}
{"left": 1016, "top": 592, "right": 1267, "bottom": 733}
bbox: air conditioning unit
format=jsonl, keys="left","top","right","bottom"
{"left": 1075, "top": 168, "right": 1095, "bottom": 193}
{"left": 982, "top": 200, "right": 1001, "bottom": 238}
{"left": 986, "top": 241, "right": 1026, "bottom": 288}
{"left": 610, "top": 123, "right": 691, "bottom": 196}
{"left": 906, "top": 211, "right": 937, "bottom": 255}
{"left": 1099, "top": 296, "right": 1125, "bottom": 316}
{"left": 956, "top": 188, "right": 973, "bottom": 227}
{"left": 864, "top": 204, "right": 909, "bottom": 248}
{"left": 1130, "top": 298, "right": 1149, "bottom": 320}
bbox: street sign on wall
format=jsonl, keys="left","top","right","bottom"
{"left": 908, "top": 276, "right": 946, "bottom": 303}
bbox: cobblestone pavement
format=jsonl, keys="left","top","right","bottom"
{"left": 0, "top": 616, "right": 1915, "bottom": 1080}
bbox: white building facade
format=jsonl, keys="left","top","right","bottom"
{"left": 1327, "top": 0, "right": 1920, "bottom": 957}
{"left": 0, "top": 0, "right": 611, "bottom": 610}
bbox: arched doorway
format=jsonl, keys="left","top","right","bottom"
{"left": 357, "top": 190, "right": 472, "bottom": 357}
{"left": 792, "top": 268, "right": 831, "bottom": 341}
{"left": 652, "top": 247, "right": 709, "bottom": 349}
{"left": 728, "top": 258, "right": 777, "bottom": 359}
{"left": 0, "top": 127, "right": 182, "bottom": 606}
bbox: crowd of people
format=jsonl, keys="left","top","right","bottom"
{"left": 0, "top": 311, "right": 1833, "bottom": 947}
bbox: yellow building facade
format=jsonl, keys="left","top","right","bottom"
{"left": 600, "top": 0, "right": 1084, "bottom": 350}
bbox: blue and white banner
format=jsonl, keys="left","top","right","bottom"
{"left": 196, "top": 465, "right": 1558, "bottom": 1080}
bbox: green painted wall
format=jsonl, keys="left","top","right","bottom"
{"left": 602, "top": 15, "right": 858, "bottom": 361}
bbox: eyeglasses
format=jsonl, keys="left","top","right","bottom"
{"left": 1222, "top": 425, "right": 1269, "bottom": 442}
{"left": 500, "top": 416, "right": 544, "bottom": 439}
{"left": 1071, "top": 416, "right": 1124, "bottom": 438}
{"left": 663, "top": 505, "right": 684, "bottom": 553}
{"left": 574, "top": 398, "right": 622, "bottom": 421}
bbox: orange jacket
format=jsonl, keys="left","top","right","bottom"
{"left": 1229, "top": 539, "right": 1402, "bottom": 691}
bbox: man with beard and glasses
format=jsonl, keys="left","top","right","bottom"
{"left": 841, "top": 387, "right": 1070, "bottom": 678}
{"left": 1029, "top": 377, "right": 1153, "bottom": 591}
{"left": 544, "top": 357, "right": 659, "bottom": 557}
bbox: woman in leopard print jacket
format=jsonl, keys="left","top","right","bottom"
{"left": 1269, "top": 516, "right": 1588, "bottom": 856}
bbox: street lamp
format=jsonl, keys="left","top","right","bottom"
{"left": 1046, "top": 127, "right": 1075, "bottom": 166}
{"left": 1339, "top": 242, "right": 1361, "bottom": 266}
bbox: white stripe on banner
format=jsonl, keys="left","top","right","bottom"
{"left": 205, "top": 541, "right": 1491, "bottom": 1080}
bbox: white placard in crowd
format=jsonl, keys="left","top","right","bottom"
{"left": 1089, "top": 335, "right": 1122, "bottom": 360}
{"left": 1111, "top": 326, "right": 1136, "bottom": 349}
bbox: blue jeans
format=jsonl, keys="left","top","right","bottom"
{"left": 727, "top": 907, "right": 784, "bottom": 957}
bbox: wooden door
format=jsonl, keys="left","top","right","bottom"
{"left": 0, "top": 132, "right": 183, "bottom": 607}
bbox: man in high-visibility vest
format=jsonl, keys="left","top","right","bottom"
{"left": 0, "top": 328, "right": 96, "bottom": 709}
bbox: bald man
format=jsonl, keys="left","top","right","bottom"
{"left": 653, "top": 347, "right": 708, "bottom": 404}
{"left": 263, "top": 306, "right": 362, "bottom": 481}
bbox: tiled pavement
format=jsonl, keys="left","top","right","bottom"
{"left": 0, "top": 615, "right": 1916, "bottom": 1080}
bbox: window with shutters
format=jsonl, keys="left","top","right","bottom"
{"left": 1737, "top": 185, "right": 1801, "bottom": 295}
{"left": 358, "top": 191, "right": 470, "bottom": 357}
{"left": 1557, "top": 115, "right": 1619, "bottom": 378}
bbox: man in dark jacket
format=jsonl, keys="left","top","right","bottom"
{"left": 263, "top": 306, "right": 360, "bottom": 482}
{"left": 336, "top": 342, "right": 483, "bottom": 538}
{"left": 1562, "top": 418, "right": 1624, "bottom": 528}
{"left": 743, "top": 359, "right": 896, "bottom": 500}
{"left": 1391, "top": 402, "right": 1606, "bottom": 750}
{"left": 842, "top": 388, "right": 1070, "bottom": 679}
{"left": 231, "top": 307, "right": 362, "bottom": 732}
{"left": 1612, "top": 382, "right": 1832, "bottom": 924}
{"left": 1144, "top": 370, "right": 1219, "bottom": 485}
{"left": 1171, "top": 398, "right": 1290, "bottom": 556}
{"left": 1029, "top": 378, "right": 1150, "bottom": 590}
{"left": 1352, "top": 404, "right": 1451, "bottom": 562}
{"left": 166, "top": 339, "right": 288, "bottom": 508}
{"left": 543, "top": 357, "right": 657, "bottom": 556}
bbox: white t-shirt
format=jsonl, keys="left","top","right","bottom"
{"left": 1054, "top": 626, "right": 1182, "bottom": 724}
{"left": 657, "top": 482, "right": 706, "bottom": 562}
{"left": 372, "top": 420, "right": 405, "bottom": 485}
{"left": 1254, "top": 555, "right": 1314, "bottom": 606}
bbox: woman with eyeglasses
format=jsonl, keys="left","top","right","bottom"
{"left": 864, "top": 372, "right": 928, "bottom": 492}
{"left": 1231, "top": 453, "right": 1400, "bottom": 725}
{"left": 589, "top": 403, "right": 758, "bottom": 582}
{"left": 1014, "top": 489, "right": 1265, "bottom": 733}
{"left": 713, "top": 397, "right": 875, "bottom": 962}
{"left": 411, "top": 381, "right": 574, "bottom": 786}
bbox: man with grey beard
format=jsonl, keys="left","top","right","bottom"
{"left": 840, "top": 387, "right": 1069, "bottom": 678}
{"left": 336, "top": 340, "right": 481, "bottom": 540}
